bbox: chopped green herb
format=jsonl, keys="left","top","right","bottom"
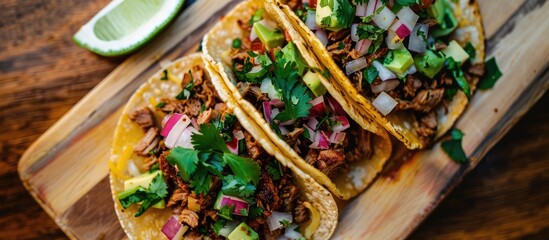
{"left": 218, "top": 204, "right": 236, "bottom": 220}
{"left": 175, "top": 70, "right": 195, "bottom": 100}
{"left": 267, "top": 161, "right": 282, "bottom": 180}
{"left": 362, "top": 5, "right": 384, "bottom": 23}
{"left": 337, "top": 41, "right": 345, "bottom": 50}
{"left": 239, "top": 208, "right": 249, "bottom": 216}
{"left": 118, "top": 174, "right": 168, "bottom": 217}
{"left": 321, "top": 16, "right": 332, "bottom": 26}
{"left": 477, "top": 57, "right": 502, "bottom": 90}
{"left": 357, "top": 24, "right": 385, "bottom": 54}
{"left": 334, "top": 0, "right": 356, "bottom": 29}
{"left": 155, "top": 101, "right": 166, "bottom": 108}
{"left": 441, "top": 129, "right": 468, "bottom": 163}
{"left": 212, "top": 219, "right": 227, "bottom": 235}
{"left": 161, "top": 69, "right": 168, "bottom": 80}
{"left": 363, "top": 65, "right": 379, "bottom": 84}
{"left": 446, "top": 57, "right": 470, "bottom": 99}
{"left": 463, "top": 42, "right": 476, "bottom": 61}
{"left": 248, "top": 205, "right": 264, "bottom": 218}
{"left": 221, "top": 175, "right": 256, "bottom": 202}
{"left": 280, "top": 219, "right": 291, "bottom": 228}
{"left": 384, "top": 50, "right": 395, "bottom": 65}
{"left": 232, "top": 38, "right": 242, "bottom": 49}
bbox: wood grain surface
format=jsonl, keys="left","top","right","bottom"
{"left": 0, "top": 0, "right": 547, "bottom": 239}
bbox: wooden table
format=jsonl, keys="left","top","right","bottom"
{"left": 0, "top": 0, "right": 547, "bottom": 239}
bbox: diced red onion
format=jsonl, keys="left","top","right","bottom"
{"left": 372, "top": 92, "right": 398, "bottom": 116}
{"left": 215, "top": 195, "right": 250, "bottom": 216}
{"left": 355, "top": 38, "right": 372, "bottom": 57}
{"left": 279, "top": 126, "right": 290, "bottom": 135}
{"left": 226, "top": 137, "right": 239, "bottom": 155}
{"left": 356, "top": 2, "right": 368, "bottom": 17}
{"left": 372, "top": 61, "right": 397, "bottom": 81}
{"left": 261, "top": 78, "right": 279, "bottom": 100}
{"left": 164, "top": 114, "right": 191, "bottom": 149}
{"left": 315, "top": 29, "right": 329, "bottom": 46}
{"left": 284, "top": 224, "right": 304, "bottom": 239}
{"left": 161, "top": 113, "right": 183, "bottom": 137}
{"left": 389, "top": 20, "right": 411, "bottom": 39}
{"left": 307, "top": 96, "right": 326, "bottom": 118}
{"left": 366, "top": 0, "right": 381, "bottom": 17}
{"left": 304, "top": 125, "right": 316, "bottom": 141}
{"left": 269, "top": 99, "right": 285, "bottom": 108}
{"left": 191, "top": 118, "right": 199, "bottom": 130}
{"left": 330, "top": 115, "right": 350, "bottom": 132}
{"left": 385, "top": 30, "right": 404, "bottom": 50}
{"left": 162, "top": 216, "right": 188, "bottom": 240}
{"left": 309, "top": 131, "right": 331, "bottom": 149}
{"left": 326, "top": 95, "right": 345, "bottom": 115}
{"left": 396, "top": 6, "right": 419, "bottom": 30}
{"left": 345, "top": 57, "right": 367, "bottom": 75}
{"left": 351, "top": 24, "right": 359, "bottom": 42}
{"left": 267, "top": 211, "right": 293, "bottom": 231}
{"left": 329, "top": 132, "right": 346, "bottom": 144}
{"left": 306, "top": 117, "right": 320, "bottom": 130}
{"left": 371, "top": 79, "right": 400, "bottom": 94}
{"left": 271, "top": 108, "right": 280, "bottom": 121}
{"left": 373, "top": 6, "right": 396, "bottom": 30}
{"left": 233, "top": 130, "right": 245, "bottom": 140}
{"left": 174, "top": 126, "right": 198, "bottom": 149}
{"left": 263, "top": 102, "right": 272, "bottom": 123}
{"left": 280, "top": 119, "right": 296, "bottom": 126}
{"left": 305, "top": 11, "right": 317, "bottom": 30}
{"left": 408, "top": 23, "right": 429, "bottom": 53}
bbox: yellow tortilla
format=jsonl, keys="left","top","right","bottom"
{"left": 203, "top": 0, "right": 392, "bottom": 200}
{"left": 274, "top": 0, "right": 485, "bottom": 149}
{"left": 109, "top": 53, "right": 338, "bottom": 239}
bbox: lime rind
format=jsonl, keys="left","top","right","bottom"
{"left": 73, "top": 0, "right": 185, "bottom": 57}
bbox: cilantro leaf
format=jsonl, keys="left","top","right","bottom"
{"left": 223, "top": 153, "right": 260, "bottom": 185}
{"left": 175, "top": 70, "right": 195, "bottom": 100}
{"left": 356, "top": 24, "right": 385, "bottom": 53}
{"left": 280, "top": 219, "right": 291, "bottom": 228}
{"left": 477, "top": 57, "right": 502, "bottom": 90}
{"left": 155, "top": 101, "right": 166, "bottom": 108}
{"left": 396, "top": 0, "right": 419, "bottom": 6}
{"left": 148, "top": 173, "right": 168, "bottom": 197}
{"left": 119, "top": 187, "right": 147, "bottom": 209}
{"left": 118, "top": 174, "right": 169, "bottom": 217}
{"left": 189, "top": 167, "right": 212, "bottom": 195}
{"left": 218, "top": 204, "right": 236, "bottom": 220}
{"left": 222, "top": 175, "right": 256, "bottom": 202}
{"left": 161, "top": 69, "right": 168, "bottom": 80}
{"left": 334, "top": 0, "right": 355, "bottom": 29}
{"left": 446, "top": 57, "right": 470, "bottom": 99}
{"left": 248, "top": 205, "right": 264, "bottom": 218}
{"left": 233, "top": 58, "right": 254, "bottom": 82}
{"left": 463, "top": 42, "right": 476, "bottom": 61}
{"left": 363, "top": 65, "right": 379, "bottom": 84}
{"left": 192, "top": 124, "right": 230, "bottom": 153}
{"left": 166, "top": 147, "right": 199, "bottom": 181}
{"left": 441, "top": 129, "right": 468, "bottom": 163}
{"left": 271, "top": 53, "right": 312, "bottom": 122}
{"left": 212, "top": 219, "right": 227, "bottom": 235}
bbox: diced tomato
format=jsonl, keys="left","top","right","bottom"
{"left": 251, "top": 39, "right": 265, "bottom": 53}
{"left": 284, "top": 30, "right": 292, "bottom": 42}
{"left": 309, "top": 0, "right": 317, "bottom": 8}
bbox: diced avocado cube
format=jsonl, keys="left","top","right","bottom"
{"left": 253, "top": 22, "right": 285, "bottom": 49}
{"left": 152, "top": 199, "right": 166, "bottom": 209}
{"left": 432, "top": 8, "right": 457, "bottom": 37}
{"left": 123, "top": 170, "right": 162, "bottom": 190}
{"left": 443, "top": 40, "right": 470, "bottom": 64}
{"left": 383, "top": 48, "right": 414, "bottom": 75}
{"left": 302, "top": 70, "right": 327, "bottom": 97}
{"left": 250, "top": 8, "right": 264, "bottom": 25}
{"left": 228, "top": 222, "right": 259, "bottom": 240}
{"left": 414, "top": 50, "right": 446, "bottom": 78}
{"left": 281, "top": 42, "right": 308, "bottom": 75}
{"left": 428, "top": 0, "right": 446, "bottom": 24}
{"left": 316, "top": 0, "right": 345, "bottom": 31}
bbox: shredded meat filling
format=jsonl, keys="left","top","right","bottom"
{"left": 129, "top": 107, "right": 155, "bottom": 129}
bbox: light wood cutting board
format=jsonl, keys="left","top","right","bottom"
{"left": 18, "top": 0, "right": 549, "bottom": 239}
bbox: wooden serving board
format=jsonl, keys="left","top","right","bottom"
{"left": 18, "top": 0, "right": 549, "bottom": 239}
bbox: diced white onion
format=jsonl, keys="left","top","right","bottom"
{"left": 261, "top": 78, "right": 279, "bottom": 100}
{"left": 372, "top": 61, "right": 397, "bottom": 81}
{"left": 267, "top": 211, "right": 293, "bottom": 231}
{"left": 279, "top": 126, "right": 290, "bottom": 135}
{"left": 373, "top": 6, "right": 396, "bottom": 30}
{"left": 250, "top": 27, "right": 258, "bottom": 41}
{"left": 165, "top": 114, "right": 191, "bottom": 149}
{"left": 408, "top": 23, "right": 429, "bottom": 53}
{"left": 284, "top": 224, "right": 304, "bottom": 239}
{"left": 351, "top": 24, "right": 359, "bottom": 42}
{"left": 127, "top": 160, "right": 141, "bottom": 177}
{"left": 315, "top": 29, "right": 329, "bottom": 46}
{"left": 305, "top": 11, "right": 317, "bottom": 30}
{"left": 373, "top": 92, "right": 398, "bottom": 116}
{"left": 366, "top": 0, "right": 381, "bottom": 17}
{"left": 396, "top": 6, "right": 419, "bottom": 30}
{"left": 233, "top": 130, "right": 245, "bottom": 140}
{"left": 345, "top": 57, "right": 367, "bottom": 75}
{"left": 407, "top": 64, "right": 417, "bottom": 75}
{"left": 356, "top": 2, "right": 368, "bottom": 17}
{"left": 219, "top": 221, "right": 239, "bottom": 237}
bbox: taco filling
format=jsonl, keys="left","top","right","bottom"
{"left": 222, "top": 8, "right": 374, "bottom": 181}
{"left": 116, "top": 65, "right": 317, "bottom": 239}
{"left": 287, "top": 0, "right": 485, "bottom": 144}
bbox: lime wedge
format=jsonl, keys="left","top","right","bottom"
{"left": 73, "top": 0, "right": 185, "bottom": 56}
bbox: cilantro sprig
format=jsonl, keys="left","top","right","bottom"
{"left": 118, "top": 174, "right": 168, "bottom": 217}
{"left": 441, "top": 129, "right": 468, "bottom": 163}
{"left": 446, "top": 57, "right": 470, "bottom": 99}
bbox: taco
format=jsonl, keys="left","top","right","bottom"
{"left": 108, "top": 53, "right": 337, "bottom": 239}
{"left": 273, "top": 0, "right": 485, "bottom": 149}
{"left": 203, "top": 0, "right": 392, "bottom": 200}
